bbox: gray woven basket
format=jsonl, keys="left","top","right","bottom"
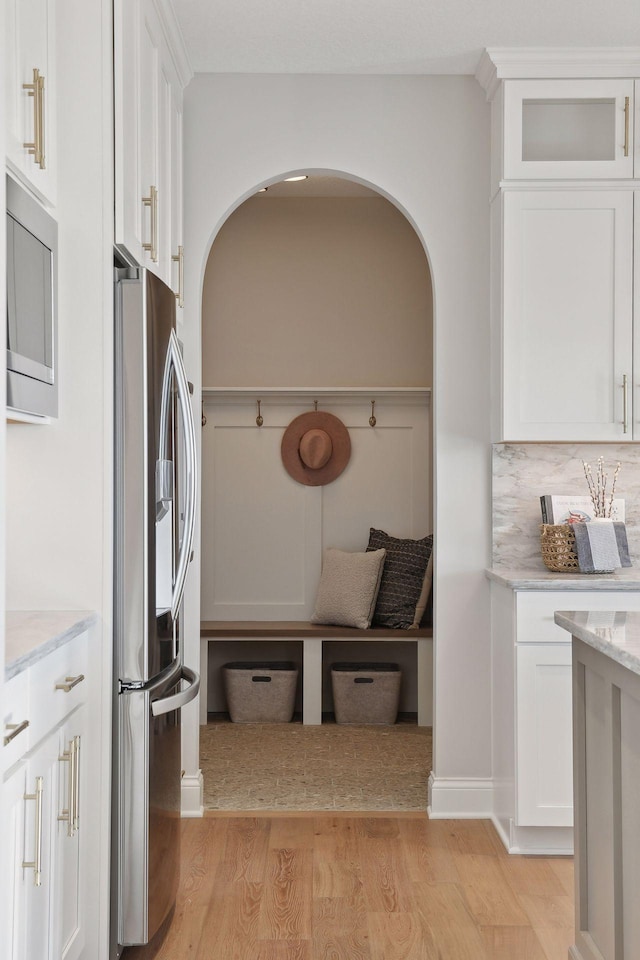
{"left": 222, "top": 661, "right": 298, "bottom": 723}
{"left": 331, "top": 662, "right": 401, "bottom": 725}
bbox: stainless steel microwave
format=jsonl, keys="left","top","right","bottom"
{"left": 6, "top": 175, "right": 58, "bottom": 418}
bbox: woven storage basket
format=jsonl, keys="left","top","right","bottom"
{"left": 331, "top": 662, "right": 401, "bottom": 725}
{"left": 222, "top": 661, "right": 298, "bottom": 723}
{"left": 540, "top": 524, "right": 580, "bottom": 572}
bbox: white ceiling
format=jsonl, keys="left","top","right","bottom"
{"left": 170, "top": 0, "right": 640, "bottom": 75}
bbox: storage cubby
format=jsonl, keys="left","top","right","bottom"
{"left": 322, "top": 640, "right": 417, "bottom": 718}
{"left": 201, "top": 624, "right": 432, "bottom": 726}
{"left": 205, "top": 639, "right": 304, "bottom": 717}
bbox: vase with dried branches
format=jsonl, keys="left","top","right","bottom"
{"left": 582, "top": 457, "right": 621, "bottom": 519}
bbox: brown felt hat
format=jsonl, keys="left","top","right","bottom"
{"left": 281, "top": 411, "right": 351, "bottom": 486}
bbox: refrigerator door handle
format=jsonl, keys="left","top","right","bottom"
{"left": 158, "top": 329, "right": 198, "bottom": 620}
{"left": 150, "top": 666, "right": 200, "bottom": 717}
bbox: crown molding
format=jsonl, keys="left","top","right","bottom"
{"left": 477, "top": 47, "right": 640, "bottom": 99}
{"left": 475, "top": 50, "right": 500, "bottom": 100}
{"left": 201, "top": 387, "right": 431, "bottom": 406}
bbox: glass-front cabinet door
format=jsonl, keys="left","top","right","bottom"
{"left": 503, "top": 78, "right": 634, "bottom": 179}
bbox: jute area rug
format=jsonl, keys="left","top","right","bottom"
{"left": 200, "top": 721, "right": 432, "bottom": 812}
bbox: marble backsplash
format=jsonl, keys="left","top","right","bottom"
{"left": 493, "top": 444, "right": 640, "bottom": 569}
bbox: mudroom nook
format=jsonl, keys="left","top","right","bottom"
{"left": 198, "top": 175, "right": 434, "bottom": 809}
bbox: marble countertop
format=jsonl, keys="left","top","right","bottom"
{"left": 5, "top": 611, "right": 98, "bottom": 681}
{"left": 487, "top": 567, "right": 640, "bottom": 591}
{"left": 554, "top": 610, "right": 640, "bottom": 678}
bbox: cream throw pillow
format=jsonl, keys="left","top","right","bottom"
{"left": 311, "top": 547, "right": 386, "bottom": 629}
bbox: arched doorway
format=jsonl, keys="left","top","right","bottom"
{"left": 197, "top": 172, "right": 435, "bottom": 811}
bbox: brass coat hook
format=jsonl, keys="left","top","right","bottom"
{"left": 314, "top": 400, "right": 318, "bottom": 412}
{"left": 369, "top": 400, "right": 377, "bottom": 427}
{"left": 202, "top": 403, "right": 207, "bottom": 427}
{"left": 256, "top": 399, "right": 264, "bottom": 427}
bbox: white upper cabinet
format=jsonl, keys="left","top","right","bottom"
{"left": 480, "top": 50, "right": 640, "bottom": 443}
{"left": 114, "top": 0, "right": 190, "bottom": 301}
{"left": 4, "top": 0, "right": 57, "bottom": 205}
{"left": 503, "top": 79, "right": 635, "bottom": 180}
{"left": 500, "top": 189, "right": 634, "bottom": 442}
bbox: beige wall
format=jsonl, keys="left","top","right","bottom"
{"left": 202, "top": 195, "right": 432, "bottom": 387}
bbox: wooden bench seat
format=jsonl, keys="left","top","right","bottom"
{"left": 200, "top": 620, "right": 433, "bottom": 727}
{"left": 201, "top": 620, "right": 433, "bottom": 639}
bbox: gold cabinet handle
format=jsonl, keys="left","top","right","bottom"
{"left": 73, "top": 735, "right": 80, "bottom": 831}
{"left": 58, "top": 739, "right": 75, "bottom": 837}
{"left": 4, "top": 719, "right": 29, "bottom": 746}
{"left": 142, "top": 185, "right": 158, "bottom": 262}
{"left": 172, "top": 245, "right": 184, "bottom": 307}
{"left": 58, "top": 736, "right": 80, "bottom": 836}
{"left": 623, "top": 374, "right": 629, "bottom": 434}
{"left": 23, "top": 67, "right": 45, "bottom": 169}
{"left": 624, "top": 96, "right": 630, "bottom": 158}
{"left": 23, "top": 776, "right": 44, "bottom": 886}
{"left": 55, "top": 674, "right": 85, "bottom": 693}
{"left": 37, "top": 71, "right": 45, "bottom": 169}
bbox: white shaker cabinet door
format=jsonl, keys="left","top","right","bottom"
{"left": 52, "top": 707, "right": 87, "bottom": 960}
{"left": 115, "top": 0, "right": 185, "bottom": 287}
{"left": 22, "top": 730, "right": 59, "bottom": 960}
{"left": 3, "top": 763, "right": 29, "bottom": 960}
{"left": 4, "top": 0, "right": 57, "bottom": 205}
{"left": 502, "top": 189, "right": 633, "bottom": 441}
{"left": 516, "top": 643, "right": 574, "bottom": 828}
{"left": 114, "top": 0, "right": 163, "bottom": 275}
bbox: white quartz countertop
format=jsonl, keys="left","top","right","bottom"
{"left": 487, "top": 567, "right": 640, "bottom": 591}
{"left": 5, "top": 611, "right": 97, "bottom": 681}
{"left": 554, "top": 610, "right": 640, "bottom": 678}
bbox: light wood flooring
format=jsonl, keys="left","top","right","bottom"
{"left": 124, "top": 814, "right": 574, "bottom": 960}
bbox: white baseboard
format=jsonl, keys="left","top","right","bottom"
{"left": 492, "top": 811, "right": 573, "bottom": 855}
{"left": 181, "top": 770, "right": 204, "bottom": 817}
{"left": 427, "top": 772, "right": 493, "bottom": 818}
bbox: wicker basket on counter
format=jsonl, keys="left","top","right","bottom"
{"left": 540, "top": 523, "right": 581, "bottom": 572}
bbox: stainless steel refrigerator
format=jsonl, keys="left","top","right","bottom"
{"left": 112, "top": 267, "right": 199, "bottom": 955}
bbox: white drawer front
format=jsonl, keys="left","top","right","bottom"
{"left": 2, "top": 669, "right": 31, "bottom": 771}
{"left": 29, "top": 632, "right": 89, "bottom": 746}
{"left": 516, "top": 591, "right": 640, "bottom": 644}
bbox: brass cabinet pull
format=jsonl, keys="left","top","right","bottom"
{"left": 624, "top": 96, "right": 630, "bottom": 158}
{"left": 4, "top": 719, "right": 29, "bottom": 746}
{"left": 172, "top": 245, "right": 184, "bottom": 307}
{"left": 73, "top": 735, "right": 80, "bottom": 831}
{"left": 23, "top": 67, "right": 45, "bottom": 169}
{"left": 55, "top": 674, "right": 85, "bottom": 693}
{"left": 142, "top": 185, "right": 158, "bottom": 262}
{"left": 58, "top": 740, "right": 74, "bottom": 836}
{"left": 58, "top": 736, "right": 81, "bottom": 836}
{"left": 37, "top": 72, "right": 45, "bottom": 168}
{"left": 23, "top": 776, "right": 44, "bottom": 886}
{"left": 623, "top": 374, "right": 629, "bottom": 434}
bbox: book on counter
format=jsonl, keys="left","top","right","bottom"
{"left": 540, "top": 495, "right": 625, "bottom": 524}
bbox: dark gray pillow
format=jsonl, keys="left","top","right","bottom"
{"left": 366, "top": 528, "right": 434, "bottom": 629}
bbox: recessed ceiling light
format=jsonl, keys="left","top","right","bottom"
{"left": 284, "top": 175, "right": 308, "bottom": 182}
